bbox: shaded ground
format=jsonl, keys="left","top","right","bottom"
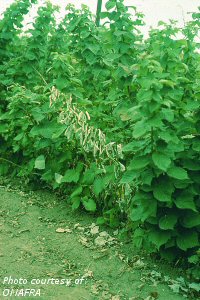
{"left": 0, "top": 178, "right": 195, "bottom": 299}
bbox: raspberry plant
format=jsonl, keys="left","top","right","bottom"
{"left": 0, "top": 0, "right": 199, "bottom": 268}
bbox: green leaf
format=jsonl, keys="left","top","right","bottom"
{"left": 93, "top": 178, "right": 106, "bottom": 196}
{"left": 123, "top": 139, "right": 148, "bottom": 153}
{"left": 105, "top": 1, "right": 116, "bottom": 10}
{"left": 148, "top": 115, "right": 163, "bottom": 127}
{"left": 193, "top": 140, "right": 200, "bottom": 152}
{"left": 152, "top": 152, "right": 171, "bottom": 172}
{"left": 182, "top": 212, "right": 200, "bottom": 228}
{"left": 55, "top": 77, "right": 67, "bottom": 90}
{"left": 174, "top": 191, "right": 197, "bottom": 212}
{"left": 159, "top": 79, "right": 175, "bottom": 88}
{"left": 41, "top": 170, "right": 52, "bottom": 182}
{"left": 167, "top": 166, "right": 189, "bottom": 180}
{"left": 161, "top": 108, "right": 174, "bottom": 122}
{"left": 31, "top": 107, "right": 45, "bottom": 122}
{"left": 70, "top": 77, "right": 82, "bottom": 87}
{"left": 96, "top": 217, "right": 105, "bottom": 225}
{"left": 130, "top": 193, "right": 157, "bottom": 222}
{"left": 159, "top": 131, "right": 177, "bottom": 143}
{"left": 137, "top": 89, "right": 153, "bottom": 102}
{"left": 132, "top": 121, "right": 149, "bottom": 138}
{"left": 87, "top": 43, "right": 100, "bottom": 55}
{"left": 82, "top": 197, "right": 96, "bottom": 212}
{"left": 120, "top": 170, "right": 136, "bottom": 184}
{"left": 55, "top": 173, "right": 63, "bottom": 184}
{"left": 188, "top": 255, "right": 199, "bottom": 264}
{"left": 70, "top": 186, "right": 82, "bottom": 198}
{"left": 100, "top": 12, "right": 109, "bottom": 19}
{"left": 141, "top": 169, "right": 154, "bottom": 185}
{"left": 72, "top": 90, "right": 83, "bottom": 99}
{"left": 34, "top": 155, "right": 45, "bottom": 170}
{"left": 153, "top": 177, "right": 174, "bottom": 202}
{"left": 71, "top": 197, "right": 81, "bottom": 210}
{"left": 30, "top": 122, "right": 65, "bottom": 139}
{"left": 168, "top": 141, "right": 184, "bottom": 153}
{"left": 52, "top": 125, "right": 67, "bottom": 139}
{"left": 128, "top": 156, "right": 149, "bottom": 170}
{"left": 83, "top": 50, "right": 96, "bottom": 65}
{"left": 176, "top": 231, "right": 199, "bottom": 251}
{"left": 159, "top": 214, "right": 177, "bottom": 230}
{"left": 149, "top": 229, "right": 171, "bottom": 249}
{"left": 133, "top": 228, "right": 145, "bottom": 248}
{"left": 14, "top": 132, "right": 24, "bottom": 141}
{"left": 183, "top": 159, "right": 200, "bottom": 171}
{"left": 62, "top": 169, "right": 80, "bottom": 183}
{"left": 82, "top": 168, "right": 96, "bottom": 184}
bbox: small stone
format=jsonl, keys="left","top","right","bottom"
{"left": 95, "top": 236, "right": 107, "bottom": 247}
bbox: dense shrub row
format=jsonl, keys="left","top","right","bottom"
{"left": 0, "top": 0, "right": 199, "bottom": 266}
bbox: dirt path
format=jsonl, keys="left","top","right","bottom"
{"left": 0, "top": 180, "right": 189, "bottom": 300}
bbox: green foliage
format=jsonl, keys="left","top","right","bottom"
{"left": 122, "top": 18, "right": 200, "bottom": 258}
{"left": 0, "top": 0, "right": 199, "bottom": 263}
{"left": 34, "top": 155, "right": 45, "bottom": 170}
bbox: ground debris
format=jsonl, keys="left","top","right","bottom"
{"left": 56, "top": 227, "right": 72, "bottom": 233}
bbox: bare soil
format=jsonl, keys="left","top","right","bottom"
{"left": 0, "top": 179, "right": 190, "bottom": 300}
